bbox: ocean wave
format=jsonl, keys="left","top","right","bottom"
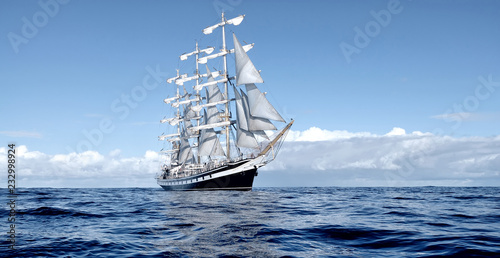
{"left": 3, "top": 187, "right": 499, "bottom": 257}
{"left": 18, "top": 206, "right": 104, "bottom": 218}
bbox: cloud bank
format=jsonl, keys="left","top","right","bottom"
{"left": 261, "top": 127, "right": 500, "bottom": 187}
{"left": 0, "top": 146, "right": 161, "bottom": 188}
{"left": 1, "top": 127, "right": 499, "bottom": 187}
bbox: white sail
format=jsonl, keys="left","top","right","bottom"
{"left": 233, "top": 33, "right": 263, "bottom": 86}
{"left": 245, "top": 83, "right": 285, "bottom": 122}
{"left": 161, "top": 115, "right": 184, "bottom": 123}
{"left": 161, "top": 115, "right": 183, "bottom": 125}
{"left": 234, "top": 86, "right": 275, "bottom": 131}
{"left": 211, "top": 136, "right": 225, "bottom": 156}
{"left": 183, "top": 104, "right": 196, "bottom": 120}
{"left": 198, "top": 110, "right": 225, "bottom": 157}
{"left": 174, "top": 71, "right": 220, "bottom": 85}
{"left": 190, "top": 121, "right": 231, "bottom": 133}
{"left": 198, "top": 128, "right": 210, "bottom": 155}
{"left": 233, "top": 86, "right": 249, "bottom": 131}
{"left": 175, "top": 74, "right": 198, "bottom": 85}
{"left": 178, "top": 129, "right": 194, "bottom": 164}
{"left": 171, "top": 97, "right": 201, "bottom": 108}
{"left": 173, "top": 74, "right": 188, "bottom": 85}
{"left": 191, "top": 73, "right": 227, "bottom": 112}
{"left": 170, "top": 143, "right": 179, "bottom": 164}
{"left": 184, "top": 119, "right": 194, "bottom": 137}
{"left": 241, "top": 90, "right": 277, "bottom": 131}
{"left": 236, "top": 128, "right": 259, "bottom": 149}
{"left": 180, "top": 46, "right": 214, "bottom": 61}
{"left": 233, "top": 86, "right": 259, "bottom": 148}
{"left": 166, "top": 76, "right": 178, "bottom": 84}
{"left": 205, "top": 65, "right": 224, "bottom": 102}
{"left": 206, "top": 70, "right": 221, "bottom": 79}
{"left": 194, "top": 78, "right": 228, "bottom": 91}
{"left": 198, "top": 43, "right": 253, "bottom": 64}
{"left": 227, "top": 15, "right": 244, "bottom": 26}
{"left": 191, "top": 99, "right": 229, "bottom": 112}
{"left": 169, "top": 117, "right": 182, "bottom": 126}
{"left": 167, "top": 72, "right": 187, "bottom": 84}
{"left": 202, "top": 14, "right": 244, "bottom": 35}
{"left": 158, "top": 133, "right": 180, "bottom": 141}
{"left": 195, "top": 68, "right": 224, "bottom": 125}
{"left": 240, "top": 43, "right": 254, "bottom": 53}
{"left": 183, "top": 86, "right": 197, "bottom": 120}
{"left": 206, "top": 105, "right": 220, "bottom": 125}
{"left": 159, "top": 149, "right": 178, "bottom": 154}
{"left": 164, "top": 96, "right": 179, "bottom": 104}
{"left": 252, "top": 130, "right": 269, "bottom": 140}
{"left": 198, "top": 50, "right": 227, "bottom": 64}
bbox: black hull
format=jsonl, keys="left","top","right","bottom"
{"left": 158, "top": 162, "right": 257, "bottom": 191}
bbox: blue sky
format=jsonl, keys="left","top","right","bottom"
{"left": 1, "top": 0, "right": 499, "bottom": 187}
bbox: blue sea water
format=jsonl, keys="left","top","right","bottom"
{"left": 2, "top": 187, "right": 500, "bottom": 257}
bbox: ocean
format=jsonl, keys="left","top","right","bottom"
{"left": 2, "top": 187, "right": 500, "bottom": 257}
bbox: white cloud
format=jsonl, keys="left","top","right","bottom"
{"left": 261, "top": 127, "right": 500, "bottom": 187}
{"left": 0, "top": 146, "right": 161, "bottom": 188}
{"left": 385, "top": 127, "right": 406, "bottom": 136}
{"left": 1, "top": 127, "right": 499, "bottom": 188}
{"left": 287, "top": 126, "right": 427, "bottom": 141}
{"left": 286, "top": 127, "right": 374, "bottom": 141}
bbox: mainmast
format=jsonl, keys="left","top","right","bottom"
{"left": 195, "top": 41, "right": 201, "bottom": 163}
{"left": 221, "top": 12, "right": 231, "bottom": 160}
{"left": 201, "top": 12, "right": 245, "bottom": 161}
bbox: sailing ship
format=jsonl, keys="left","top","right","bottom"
{"left": 156, "top": 13, "right": 293, "bottom": 191}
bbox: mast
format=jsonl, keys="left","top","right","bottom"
{"left": 175, "top": 83, "right": 180, "bottom": 164}
{"left": 200, "top": 12, "right": 245, "bottom": 160}
{"left": 221, "top": 12, "right": 230, "bottom": 160}
{"left": 174, "top": 70, "right": 181, "bottom": 165}
{"left": 195, "top": 41, "right": 201, "bottom": 163}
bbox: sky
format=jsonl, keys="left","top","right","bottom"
{"left": 1, "top": 0, "right": 499, "bottom": 187}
